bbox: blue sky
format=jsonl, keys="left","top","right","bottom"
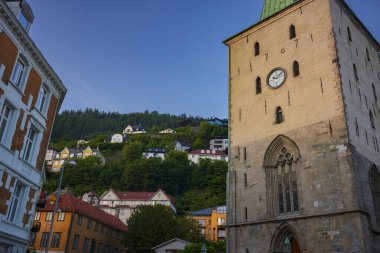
{"left": 28, "top": 0, "right": 379, "bottom": 118}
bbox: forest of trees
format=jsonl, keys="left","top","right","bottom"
{"left": 51, "top": 109, "right": 207, "bottom": 142}
{"left": 46, "top": 112, "right": 228, "bottom": 213}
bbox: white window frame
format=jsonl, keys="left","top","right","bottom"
{"left": 57, "top": 211, "right": 65, "bottom": 221}
{"left": 9, "top": 54, "right": 30, "bottom": 92}
{"left": 22, "top": 126, "right": 37, "bottom": 162}
{"left": 6, "top": 180, "right": 26, "bottom": 224}
{"left": 0, "top": 101, "right": 14, "bottom": 146}
{"left": 45, "top": 211, "right": 53, "bottom": 221}
{"left": 36, "top": 84, "right": 50, "bottom": 114}
{"left": 34, "top": 211, "right": 41, "bottom": 221}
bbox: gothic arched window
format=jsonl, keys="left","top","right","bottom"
{"left": 289, "top": 25, "right": 296, "bottom": 39}
{"left": 254, "top": 42, "right": 260, "bottom": 56}
{"left": 256, "top": 77, "right": 262, "bottom": 94}
{"left": 366, "top": 48, "right": 371, "bottom": 62}
{"left": 293, "top": 61, "right": 300, "bottom": 77}
{"left": 264, "top": 136, "right": 301, "bottom": 216}
{"left": 275, "top": 107, "right": 284, "bottom": 124}
{"left": 369, "top": 166, "right": 380, "bottom": 225}
{"left": 372, "top": 83, "right": 377, "bottom": 102}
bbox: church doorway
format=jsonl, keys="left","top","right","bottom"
{"left": 271, "top": 224, "right": 302, "bottom": 253}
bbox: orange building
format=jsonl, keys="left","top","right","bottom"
{"left": 187, "top": 206, "right": 226, "bottom": 241}
{"left": 29, "top": 194, "right": 127, "bottom": 253}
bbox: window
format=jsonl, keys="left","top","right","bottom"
{"left": 29, "top": 232, "right": 37, "bottom": 246}
{"left": 244, "top": 207, "right": 248, "bottom": 220}
{"left": 34, "top": 211, "right": 41, "bottom": 221}
{"left": 244, "top": 147, "right": 247, "bottom": 161}
{"left": 23, "top": 127, "right": 37, "bottom": 162}
{"left": 6, "top": 182, "right": 24, "bottom": 223}
{"left": 18, "top": 11, "right": 30, "bottom": 30}
{"left": 83, "top": 237, "right": 89, "bottom": 252}
{"left": 40, "top": 232, "right": 49, "bottom": 247}
{"left": 256, "top": 77, "right": 262, "bottom": 94}
{"left": 244, "top": 173, "right": 247, "bottom": 187}
{"left": 369, "top": 166, "right": 380, "bottom": 225}
{"left": 217, "top": 218, "right": 226, "bottom": 226}
{"left": 198, "top": 219, "right": 206, "bottom": 226}
{"left": 355, "top": 118, "right": 360, "bottom": 137}
{"left": 10, "top": 58, "right": 25, "bottom": 87}
{"left": 289, "top": 25, "right": 296, "bottom": 39}
{"left": 95, "top": 222, "right": 100, "bottom": 232}
{"left": 347, "top": 27, "right": 352, "bottom": 42}
{"left": 254, "top": 42, "right": 260, "bottom": 56}
{"left": 366, "top": 48, "right": 370, "bottom": 62}
{"left": 293, "top": 61, "right": 300, "bottom": 77}
{"left": 77, "top": 215, "right": 82, "bottom": 225}
{"left": 73, "top": 234, "right": 80, "bottom": 250}
{"left": 264, "top": 136, "right": 300, "bottom": 216}
{"left": 275, "top": 107, "right": 284, "bottom": 124}
{"left": 57, "top": 212, "right": 65, "bottom": 221}
{"left": 373, "top": 84, "right": 378, "bottom": 102}
{"left": 46, "top": 212, "right": 53, "bottom": 221}
{"left": 51, "top": 232, "right": 61, "bottom": 248}
{"left": 353, "top": 64, "right": 359, "bottom": 80}
{"left": 0, "top": 102, "right": 13, "bottom": 144}
{"left": 370, "top": 111, "right": 375, "bottom": 129}
{"left": 36, "top": 86, "right": 48, "bottom": 112}
{"left": 87, "top": 218, "right": 93, "bottom": 229}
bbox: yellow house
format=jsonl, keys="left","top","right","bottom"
{"left": 51, "top": 146, "right": 100, "bottom": 171}
{"left": 188, "top": 206, "right": 226, "bottom": 241}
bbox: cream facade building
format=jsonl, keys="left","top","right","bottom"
{"left": 225, "top": 0, "right": 380, "bottom": 252}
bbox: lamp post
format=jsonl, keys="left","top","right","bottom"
{"left": 45, "top": 160, "right": 76, "bottom": 253}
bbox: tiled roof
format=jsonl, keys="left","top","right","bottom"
{"left": 189, "top": 149, "right": 226, "bottom": 156}
{"left": 115, "top": 190, "right": 175, "bottom": 204}
{"left": 38, "top": 194, "right": 127, "bottom": 231}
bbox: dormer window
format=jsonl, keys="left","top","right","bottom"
{"left": 18, "top": 11, "right": 30, "bottom": 31}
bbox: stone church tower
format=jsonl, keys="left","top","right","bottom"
{"left": 224, "top": 0, "right": 380, "bottom": 252}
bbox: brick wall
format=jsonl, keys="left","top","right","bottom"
{"left": 0, "top": 33, "right": 18, "bottom": 84}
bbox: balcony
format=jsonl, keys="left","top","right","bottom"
{"left": 31, "top": 221, "right": 41, "bottom": 232}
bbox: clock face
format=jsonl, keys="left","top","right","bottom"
{"left": 267, "top": 68, "right": 286, "bottom": 89}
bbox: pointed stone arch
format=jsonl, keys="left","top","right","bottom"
{"left": 270, "top": 223, "right": 302, "bottom": 253}
{"left": 369, "top": 165, "right": 380, "bottom": 226}
{"left": 264, "top": 135, "right": 301, "bottom": 216}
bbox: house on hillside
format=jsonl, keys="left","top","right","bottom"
{"left": 188, "top": 206, "right": 227, "bottom": 241}
{"left": 104, "top": 133, "right": 128, "bottom": 143}
{"left": 123, "top": 124, "right": 146, "bottom": 135}
{"left": 210, "top": 137, "right": 229, "bottom": 151}
{"left": 159, "top": 128, "right": 176, "bottom": 134}
{"left": 152, "top": 238, "right": 189, "bottom": 253}
{"left": 207, "top": 117, "right": 228, "bottom": 127}
{"left": 175, "top": 141, "right": 190, "bottom": 152}
{"left": 188, "top": 149, "right": 228, "bottom": 163}
{"left": 143, "top": 148, "right": 166, "bottom": 159}
{"left": 45, "top": 146, "right": 58, "bottom": 167}
{"left": 51, "top": 146, "right": 102, "bottom": 171}
{"left": 82, "top": 191, "right": 100, "bottom": 206}
{"left": 29, "top": 194, "right": 126, "bottom": 253}
{"left": 98, "top": 189, "right": 176, "bottom": 224}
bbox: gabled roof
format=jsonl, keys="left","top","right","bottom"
{"left": 113, "top": 189, "right": 175, "bottom": 204}
{"left": 151, "top": 238, "right": 189, "bottom": 250}
{"left": 38, "top": 194, "right": 127, "bottom": 232}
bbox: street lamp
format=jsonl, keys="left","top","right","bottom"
{"left": 45, "top": 160, "right": 76, "bottom": 253}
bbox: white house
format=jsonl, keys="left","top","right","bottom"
{"left": 123, "top": 124, "right": 146, "bottom": 135}
{"left": 210, "top": 137, "right": 229, "bottom": 151}
{"left": 188, "top": 149, "right": 228, "bottom": 163}
{"left": 98, "top": 189, "right": 176, "bottom": 224}
{"left": 81, "top": 191, "right": 100, "bottom": 206}
{"left": 152, "top": 238, "right": 189, "bottom": 253}
{"left": 143, "top": 148, "right": 166, "bottom": 160}
{"left": 159, "top": 128, "right": 176, "bottom": 134}
{"left": 174, "top": 141, "right": 190, "bottom": 152}
{"left": 111, "top": 133, "right": 124, "bottom": 143}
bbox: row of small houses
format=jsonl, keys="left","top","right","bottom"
{"left": 29, "top": 189, "right": 226, "bottom": 252}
